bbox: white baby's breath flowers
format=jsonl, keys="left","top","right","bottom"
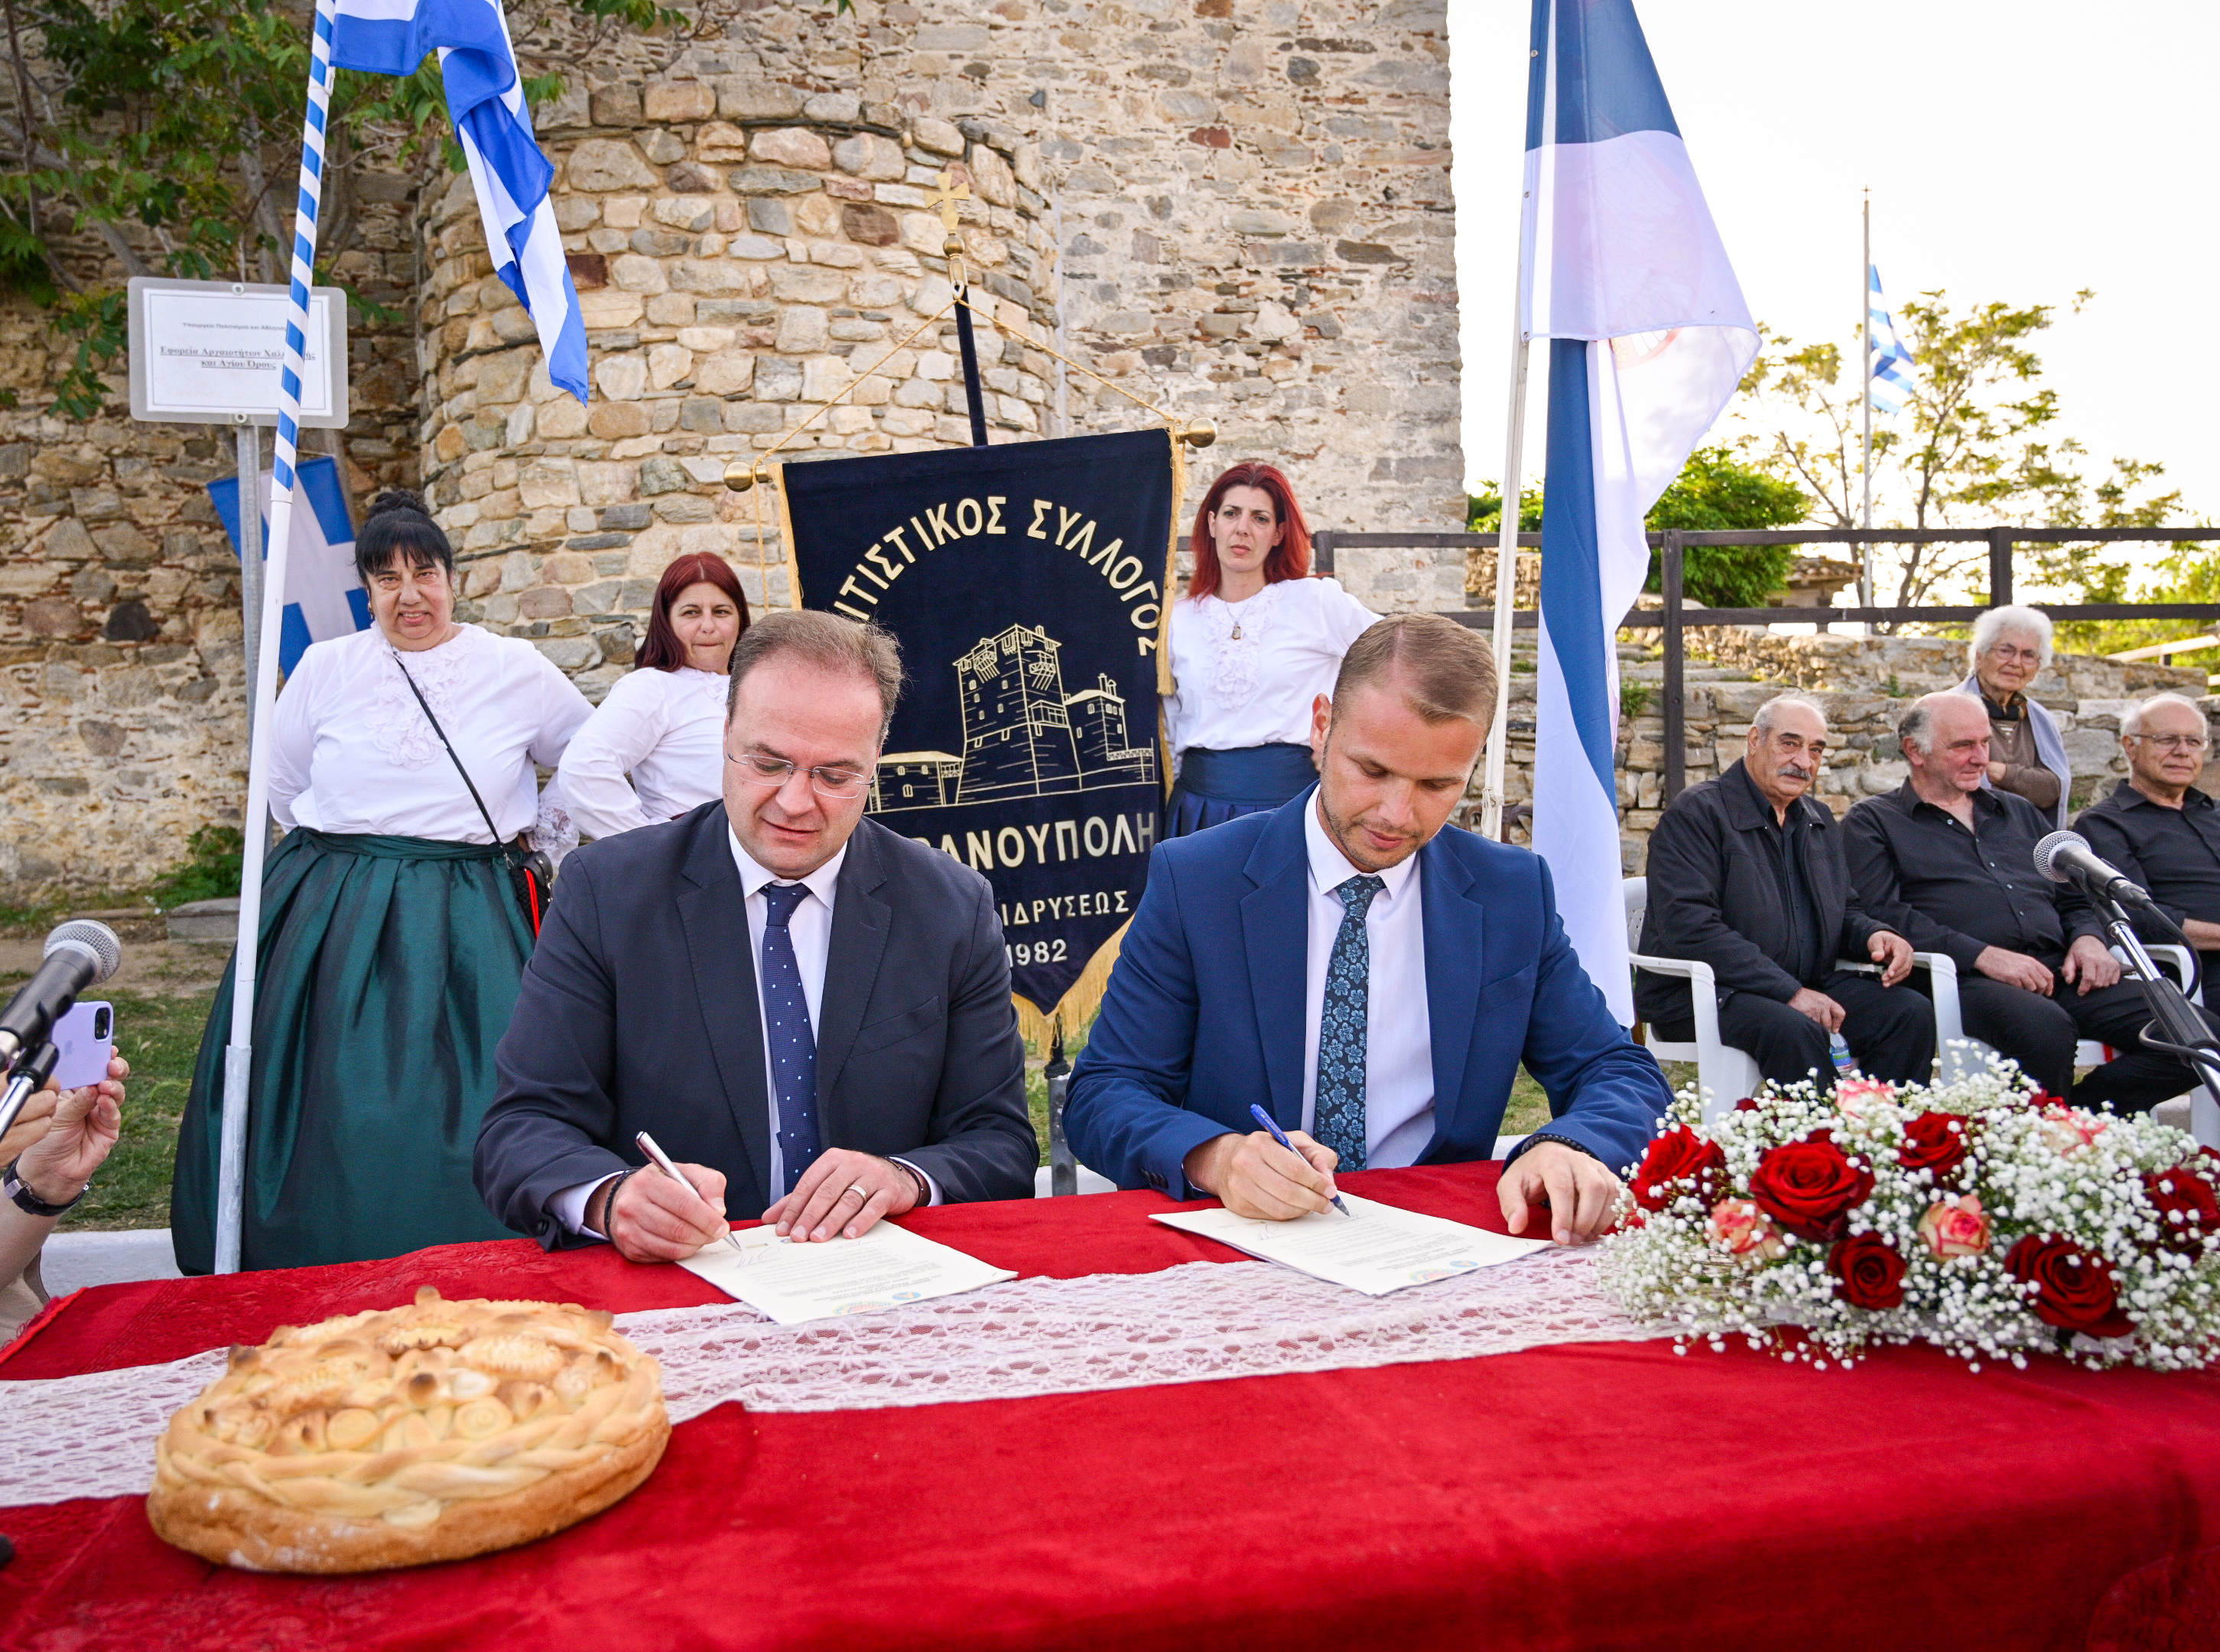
{"left": 1598, "top": 1067, "right": 2220, "bottom": 1374}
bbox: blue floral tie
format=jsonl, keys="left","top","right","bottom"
{"left": 1314, "top": 873, "right": 1384, "bottom": 1172}
{"left": 759, "top": 882, "right": 820, "bottom": 1196}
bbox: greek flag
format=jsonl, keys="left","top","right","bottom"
{"left": 331, "top": 0, "right": 587, "bottom": 402}
{"left": 209, "top": 456, "right": 372, "bottom": 675}
{"left": 1523, "top": 0, "right": 1757, "bottom": 1025}
{"left": 1868, "top": 265, "right": 1916, "bottom": 416}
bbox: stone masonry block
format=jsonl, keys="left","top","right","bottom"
{"left": 643, "top": 81, "right": 716, "bottom": 122}
{"left": 834, "top": 133, "right": 906, "bottom": 181}
{"left": 567, "top": 139, "right": 659, "bottom": 192}
{"left": 717, "top": 79, "right": 804, "bottom": 120}
{"left": 751, "top": 128, "right": 832, "bottom": 170}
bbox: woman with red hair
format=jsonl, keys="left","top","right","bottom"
{"left": 1165, "top": 463, "right": 1377, "bottom": 836}
{"left": 559, "top": 554, "right": 750, "bottom": 839}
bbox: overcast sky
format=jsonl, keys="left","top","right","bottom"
{"left": 1447, "top": 1, "right": 2220, "bottom": 538}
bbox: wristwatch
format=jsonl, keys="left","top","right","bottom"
{"left": 4, "top": 1156, "right": 88, "bottom": 1218}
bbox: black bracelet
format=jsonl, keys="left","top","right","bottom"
{"left": 4, "top": 1156, "right": 86, "bottom": 1218}
{"left": 1523, "top": 1133, "right": 1603, "bottom": 1164}
{"left": 593, "top": 1169, "right": 636, "bottom": 1238}
{"left": 892, "top": 1159, "right": 931, "bottom": 1207}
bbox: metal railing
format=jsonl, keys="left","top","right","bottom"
{"left": 1310, "top": 525, "right": 2220, "bottom": 807}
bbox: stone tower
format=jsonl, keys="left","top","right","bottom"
{"left": 0, "top": 0, "right": 1461, "bottom": 897}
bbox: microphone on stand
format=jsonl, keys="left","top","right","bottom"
{"left": 2032, "top": 831, "right": 2155, "bottom": 907}
{"left": 0, "top": 920, "right": 122, "bottom": 1068}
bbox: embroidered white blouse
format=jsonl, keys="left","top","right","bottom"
{"left": 269, "top": 624, "right": 593, "bottom": 844}
{"left": 557, "top": 665, "right": 730, "bottom": 840}
{"left": 1164, "top": 576, "right": 1378, "bottom": 759}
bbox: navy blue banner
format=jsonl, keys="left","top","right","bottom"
{"left": 779, "top": 428, "right": 1175, "bottom": 1015}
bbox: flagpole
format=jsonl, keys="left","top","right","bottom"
{"left": 1481, "top": 11, "right": 1547, "bottom": 842}
{"left": 215, "top": 0, "right": 337, "bottom": 1273}
{"left": 1859, "top": 189, "right": 1874, "bottom": 612}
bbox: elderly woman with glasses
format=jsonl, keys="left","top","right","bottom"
{"left": 1958, "top": 603, "right": 2072, "bottom": 827}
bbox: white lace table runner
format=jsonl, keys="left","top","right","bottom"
{"left": 0, "top": 1249, "right": 1659, "bottom": 1509}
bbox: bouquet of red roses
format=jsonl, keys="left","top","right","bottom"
{"left": 1597, "top": 1068, "right": 2220, "bottom": 1371}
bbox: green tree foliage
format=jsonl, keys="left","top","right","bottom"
{"left": 1643, "top": 444, "right": 1807, "bottom": 607}
{"left": 0, "top": 0, "right": 687, "bottom": 417}
{"left": 1742, "top": 291, "right": 2179, "bottom": 608}
{"left": 1466, "top": 446, "right": 1809, "bottom": 610}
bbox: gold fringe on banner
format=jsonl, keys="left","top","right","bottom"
{"left": 1014, "top": 919, "right": 1129, "bottom": 1051}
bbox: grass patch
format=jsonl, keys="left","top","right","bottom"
{"left": 54, "top": 990, "right": 210, "bottom": 1233}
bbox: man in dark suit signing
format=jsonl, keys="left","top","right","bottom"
{"left": 1067, "top": 615, "right": 1670, "bottom": 1245}
{"left": 477, "top": 609, "right": 1037, "bottom": 1260}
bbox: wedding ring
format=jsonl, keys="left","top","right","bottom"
{"left": 843, "top": 1182, "right": 870, "bottom": 1202}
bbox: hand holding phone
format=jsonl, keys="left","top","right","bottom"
{"left": 50, "top": 1000, "right": 115, "bottom": 1092}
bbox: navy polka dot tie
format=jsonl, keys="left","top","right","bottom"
{"left": 1314, "top": 873, "right": 1383, "bottom": 1172}
{"left": 759, "top": 882, "right": 820, "bottom": 1196}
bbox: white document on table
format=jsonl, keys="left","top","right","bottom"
{"left": 1151, "top": 1193, "right": 1551, "bottom": 1296}
{"left": 678, "top": 1221, "right": 1018, "bottom": 1325}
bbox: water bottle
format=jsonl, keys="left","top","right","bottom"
{"left": 1828, "top": 1031, "right": 1859, "bottom": 1080}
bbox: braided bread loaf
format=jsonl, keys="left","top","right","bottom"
{"left": 148, "top": 1286, "right": 669, "bottom": 1572}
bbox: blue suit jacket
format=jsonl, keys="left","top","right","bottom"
{"left": 1066, "top": 791, "right": 1669, "bottom": 1195}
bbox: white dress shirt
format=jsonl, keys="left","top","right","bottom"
{"left": 557, "top": 665, "right": 728, "bottom": 839}
{"left": 1164, "top": 576, "right": 1377, "bottom": 764}
{"left": 271, "top": 623, "right": 591, "bottom": 841}
{"left": 1298, "top": 792, "right": 1436, "bottom": 1168}
{"left": 552, "top": 828, "right": 938, "bottom": 1236}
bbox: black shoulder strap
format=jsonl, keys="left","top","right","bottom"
{"left": 389, "top": 651, "right": 505, "bottom": 847}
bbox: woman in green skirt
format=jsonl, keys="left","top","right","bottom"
{"left": 173, "top": 492, "right": 592, "bottom": 1272}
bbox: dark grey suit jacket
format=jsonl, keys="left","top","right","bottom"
{"left": 476, "top": 802, "right": 1038, "bottom": 1247}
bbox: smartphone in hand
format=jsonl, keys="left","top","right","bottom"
{"left": 51, "top": 1000, "right": 115, "bottom": 1091}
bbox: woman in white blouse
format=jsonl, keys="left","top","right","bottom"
{"left": 558, "top": 552, "right": 749, "bottom": 839}
{"left": 1164, "top": 462, "right": 1377, "bottom": 836}
{"left": 171, "top": 491, "right": 592, "bottom": 1273}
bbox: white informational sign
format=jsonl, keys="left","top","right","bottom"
{"left": 126, "top": 276, "right": 349, "bottom": 427}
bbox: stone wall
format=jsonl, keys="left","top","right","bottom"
{"left": 0, "top": 201, "right": 421, "bottom": 896}
{"left": 426, "top": 0, "right": 1466, "bottom": 670}
{"left": 0, "top": 0, "right": 1461, "bottom": 899}
{"left": 1464, "top": 633, "right": 2215, "bottom": 873}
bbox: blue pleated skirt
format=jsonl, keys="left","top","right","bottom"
{"left": 1165, "top": 743, "right": 1319, "bottom": 837}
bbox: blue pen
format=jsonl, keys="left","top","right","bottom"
{"left": 1249, "top": 1104, "right": 1353, "bottom": 1218}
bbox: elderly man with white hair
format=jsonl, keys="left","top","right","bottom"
{"left": 1958, "top": 603, "right": 2072, "bottom": 827}
{"left": 1846, "top": 691, "right": 2220, "bottom": 1111}
{"left": 1637, "top": 694, "right": 1932, "bottom": 1088}
{"left": 2075, "top": 692, "right": 2220, "bottom": 961}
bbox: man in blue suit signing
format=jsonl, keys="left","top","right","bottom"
{"left": 1068, "top": 614, "right": 1669, "bottom": 1244}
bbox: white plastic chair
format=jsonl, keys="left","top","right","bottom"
{"left": 1625, "top": 876, "right": 1761, "bottom": 1124}
{"left": 1629, "top": 877, "right": 1980, "bottom": 1101}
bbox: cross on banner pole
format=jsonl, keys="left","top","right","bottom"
{"left": 214, "top": 0, "right": 338, "bottom": 1273}
{"left": 930, "top": 171, "right": 990, "bottom": 447}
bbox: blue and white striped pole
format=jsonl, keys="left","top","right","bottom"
{"left": 215, "top": 0, "right": 340, "bottom": 1273}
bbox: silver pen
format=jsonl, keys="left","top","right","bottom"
{"left": 634, "top": 1130, "right": 746, "bottom": 1256}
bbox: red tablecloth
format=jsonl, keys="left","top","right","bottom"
{"left": 4, "top": 1163, "right": 2218, "bottom": 1650}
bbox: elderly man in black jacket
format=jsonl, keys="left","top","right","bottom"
{"left": 1637, "top": 694, "right": 1932, "bottom": 1088}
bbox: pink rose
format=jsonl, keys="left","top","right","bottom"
{"left": 1708, "top": 1197, "right": 1786, "bottom": 1260}
{"left": 1918, "top": 1193, "right": 1991, "bottom": 1259}
{"left": 2037, "top": 1104, "right": 2108, "bottom": 1156}
{"left": 1835, "top": 1077, "right": 1896, "bottom": 1120}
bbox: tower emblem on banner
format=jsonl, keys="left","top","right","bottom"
{"left": 733, "top": 172, "right": 1211, "bottom": 1029}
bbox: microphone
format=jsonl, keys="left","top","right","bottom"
{"left": 0, "top": 920, "right": 122, "bottom": 1068}
{"left": 2032, "top": 831, "right": 2154, "bottom": 907}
